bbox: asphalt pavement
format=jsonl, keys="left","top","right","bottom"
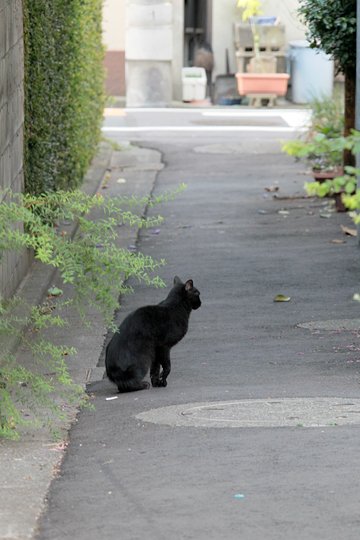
{"left": 4, "top": 108, "right": 360, "bottom": 540}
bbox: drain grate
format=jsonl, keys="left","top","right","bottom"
{"left": 136, "top": 398, "right": 360, "bottom": 429}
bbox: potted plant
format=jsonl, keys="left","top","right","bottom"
{"left": 235, "top": 0, "right": 289, "bottom": 100}
{"left": 305, "top": 166, "right": 357, "bottom": 212}
{"left": 282, "top": 133, "right": 345, "bottom": 182}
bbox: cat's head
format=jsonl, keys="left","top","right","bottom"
{"left": 174, "top": 276, "right": 201, "bottom": 310}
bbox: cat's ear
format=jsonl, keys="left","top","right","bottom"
{"left": 185, "top": 279, "right": 193, "bottom": 291}
{"left": 174, "top": 276, "right": 182, "bottom": 285}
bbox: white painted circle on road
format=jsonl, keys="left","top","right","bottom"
{"left": 298, "top": 319, "right": 360, "bottom": 331}
{"left": 136, "top": 398, "right": 360, "bottom": 428}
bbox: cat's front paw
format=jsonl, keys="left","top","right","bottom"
{"left": 159, "top": 378, "right": 167, "bottom": 387}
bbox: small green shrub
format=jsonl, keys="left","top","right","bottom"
{"left": 0, "top": 297, "right": 84, "bottom": 440}
{"left": 302, "top": 131, "right": 360, "bottom": 211}
{"left": 0, "top": 185, "right": 185, "bottom": 437}
{"left": 282, "top": 133, "right": 346, "bottom": 171}
{"left": 310, "top": 95, "right": 344, "bottom": 139}
{"left": 0, "top": 189, "right": 172, "bottom": 327}
{"left": 23, "top": 0, "right": 105, "bottom": 193}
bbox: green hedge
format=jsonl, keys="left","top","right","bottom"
{"left": 23, "top": 0, "right": 105, "bottom": 193}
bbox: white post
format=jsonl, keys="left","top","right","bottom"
{"left": 125, "top": 0, "right": 173, "bottom": 107}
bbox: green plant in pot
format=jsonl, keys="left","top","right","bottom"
{"left": 305, "top": 165, "right": 357, "bottom": 211}
{"left": 342, "top": 175, "right": 360, "bottom": 222}
{"left": 236, "top": 0, "right": 276, "bottom": 73}
{"left": 305, "top": 166, "right": 360, "bottom": 197}
{"left": 282, "top": 133, "right": 345, "bottom": 181}
{"left": 235, "top": 0, "right": 289, "bottom": 102}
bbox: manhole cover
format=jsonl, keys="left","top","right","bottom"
{"left": 136, "top": 398, "right": 360, "bottom": 428}
{"left": 298, "top": 319, "right": 360, "bottom": 332}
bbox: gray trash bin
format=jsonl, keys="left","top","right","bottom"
{"left": 289, "top": 40, "right": 334, "bottom": 104}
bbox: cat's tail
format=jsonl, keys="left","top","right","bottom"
{"left": 116, "top": 378, "right": 150, "bottom": 393}
{"left": 106, "top": 365, "right": 149, "bottom": 393}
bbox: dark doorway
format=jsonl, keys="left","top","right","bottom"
{"left": 184, "top": 0, "right": 212, "bottom": 67}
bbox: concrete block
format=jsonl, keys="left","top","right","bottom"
{"left": 10, "top": 128, "right": 24, "bottom": 180}
{"left": 126, "top": 25, "right": 173, "bottom": 61}
{"left": 0, "top": 145, "right": 11, "bottom": 189}
{"left": 0, "top": 5, "right": 6, "bottom": 60}
{"left": 12, "top": 0, "right": 23, "bottom": 46}
{"left": 5, "top": 0, "right": 23, "bottom": 51}
{"left": 6, "top": 41, "right": 23, "bottom": 96}
{"left": 126, "top": 60, "right": 172, "bottom": 106}
{"left": 127, "top": 2, "right": 172, "bottom": 27}
{"left": 0, "top": 57, "right": 7, "bottom": 110}
{"left": 126, "top": 2, "right": 173, "bottom": 61}
{"left": 8, "top": 84, "right": 24, "bottom": 138}
{"left": 5, "top": 1, "right": 14, "bottom": 52}
{"left": 12, "top": 168, "right": 24, "bottom": 194}
{"left": 0, "top": 102, "right": 9, "bottom": 155}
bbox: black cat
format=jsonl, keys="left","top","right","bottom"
{"left": 105, "top": 276, "right": 201, "bottom": 393}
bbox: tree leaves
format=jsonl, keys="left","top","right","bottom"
{"left": 298, "top": 0, "right": 356, "bottom": 74}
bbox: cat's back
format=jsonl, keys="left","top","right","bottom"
{"left": 119, "top": 303, "right": 169, "bottom": 336}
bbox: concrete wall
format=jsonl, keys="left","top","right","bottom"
{"left": 103, "top": 0, "right": 126, "bottom": 50}
{"left": 212, "top": 0, "right": 306, "bottom": 78}
{"left": 0, "top": 0, "right": 29, "bottom": 299}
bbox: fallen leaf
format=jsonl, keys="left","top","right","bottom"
{"left": 101, "top": 171, "right": 111, "bottom": 189}
{"left": 117, "top": 178, "right": 126, "bottom": 184}
{"left": 265, "top": 185, "right": 279, "bottom": 192}
{"left": 274, "top": 294, "right": 291, "bottom": 302}
{"left": 278, "top": 210, "right": 289, "bottom": 216}
{"left": 341, "top": 225, "right": 357, "bottom": 237}
{"left": 47, "top": 286, "right": 63, "bottom": 297}
{"left": 353, "top": 293, "right": 360, "bottom": 302}
{"left": 320, "top": 213, "right": 331, "bottom": 219}
{"left": 330, "top": 239, "right": 346, "bottom": 244}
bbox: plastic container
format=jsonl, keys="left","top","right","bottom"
{"left": 249, "top": 16, "right": 277, "bottom": 25}
{"left": 182, "top": 67, "right": 207, "bottom": 101}
{"left": 213, "top": 74, "right": 242, "bottom": 105}
{"left": 289, "top": 40, "right": 334, "bottom": 104}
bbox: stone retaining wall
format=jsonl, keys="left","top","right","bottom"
{"left": 0, "top": 0, "right": 30, "bottom": 299}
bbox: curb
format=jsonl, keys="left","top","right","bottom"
{"left": 0, "top": 140, "right": 164, "bottom": 540}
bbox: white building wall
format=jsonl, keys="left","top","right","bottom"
{"left": 103, "top": 0, "right": 126, "bottom": 50}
